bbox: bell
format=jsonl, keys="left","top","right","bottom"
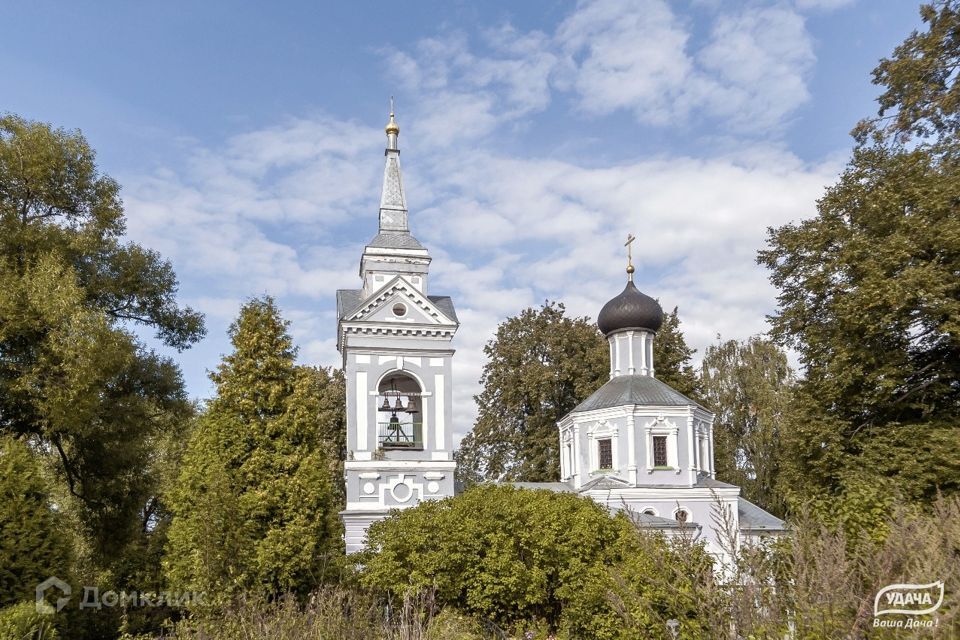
{"left": 405, "top": 403, "right": 419, "bottom": 414}
{"left": 380, "top": 397, "right": 392, "bottom": 411}
{"left": 389, "top": 413, "right": 400, "bottom": 427}
{"left": 394, "top": 397, "right": 405, "bottom": 411}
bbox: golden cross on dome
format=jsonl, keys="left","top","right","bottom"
{"left": 624, "top": 233, "right": 636, "bottom": 281}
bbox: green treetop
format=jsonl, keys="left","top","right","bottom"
{"left": 701, "top": 337, "right": 794, "bottom": 515}
{"left": 165, "top": 297, "right": 343, "bottom": 601}
{"left": 457, "top": 301, "right": 701, "bottom": 483}
{"left": 759, "top": 2, "right": 960, "bottom": 527}
{"left": 0, "top": 115, "right": 203, "bottom": 567}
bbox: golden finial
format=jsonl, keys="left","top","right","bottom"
{"left": 624, "top": 233, "right": 636, "bottom": 281}
{"left": 385, "top": 96, "right": 400, "bottom": 136}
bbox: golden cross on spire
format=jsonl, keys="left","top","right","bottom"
{"left": 624, "top": 233, "right": 636, "bottom": 281}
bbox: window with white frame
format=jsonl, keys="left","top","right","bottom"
{"left": 597, "top": 438, "right": 613, "bottom": 469}
{"left": 645, "top": 417, "right": 679, "bottom": 471}
{"left": 589, "top": 421, "right": 618, "bottom": 472}
{"left": 652, "top": 435, "right": 668, "bottom": 467}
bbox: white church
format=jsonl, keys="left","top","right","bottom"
{"left": 337, "top": 110, "right": 785, "bottom": 558}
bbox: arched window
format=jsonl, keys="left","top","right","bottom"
{"left": 674, "top": 508, "right": 689, "bottom": 525}
{"left": 377, "top": 373, "right": 423, "bottom": 450}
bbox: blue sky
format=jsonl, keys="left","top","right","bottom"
{"left": 4, "top": 0, "right": 924, "bottom": 441}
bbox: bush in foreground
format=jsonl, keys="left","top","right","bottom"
{"left": 358, "top": 485, "right": 712, "bottom": 638}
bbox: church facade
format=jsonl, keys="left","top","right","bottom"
{"left": 520, "top": 264, "right": 786, "bottom": 563}
{"left": 336, "top": 110, "right": 458, "bottom": 554}
{"left": 337, "top": 110, "right": 784, "bottom": 558}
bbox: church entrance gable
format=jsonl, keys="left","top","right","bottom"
{"left": 346, "top": 276, "right": 454, "bottom": 326}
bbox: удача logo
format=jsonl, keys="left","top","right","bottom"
{"left": 874, "top": 581, "right": 944, "bottom": 617}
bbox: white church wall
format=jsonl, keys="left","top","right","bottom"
{"left": 343, "top": 349, "right": 454, "bottom": 463}
{"left": 344, "top": 460, "right": 456, "bottom": 511}
{"left": 634, "top": 408, "right": 696, "bottom": 487}
{"left": 586, "top": 487, "right": 741, "bottom": 563}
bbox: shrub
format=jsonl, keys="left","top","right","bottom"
{"left": 359, "top": 485, "right": 710, "bottom": 637}
{"left": 0, "top": 601, "right": 59, "bottom": 639}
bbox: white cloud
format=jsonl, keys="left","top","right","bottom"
{"left": 124, "top": 109, "right": 839, "bottom": 442}
{"left": 389, "top": 0, "right": 817, "bottom": 137}
{"left": 795, "top": 0, "right": 856, "bottom": 11}
{"left": 698, "top": 6, "right": 815, "bottom": 130}
{"left": 121, "top": 0, "right": 842, "bottom": 444}
{"left": 556, "top": 0, "right": 695, "bottom": 124}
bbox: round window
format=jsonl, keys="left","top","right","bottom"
{"left": 392, "top": 303, "right": 407, "bottom": 317}
{"left": 675, "top": 509, "right": 689, "bottom": 524}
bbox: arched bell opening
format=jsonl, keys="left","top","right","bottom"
{"left": 377, "top": 372, "right": 423, "bottom": 450}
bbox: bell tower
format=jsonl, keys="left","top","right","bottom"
{"left": 336, "top": 107, "right": 459, "bottom": 553}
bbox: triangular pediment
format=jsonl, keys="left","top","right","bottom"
{"left": 345, "top": 276, "right": 456, "bottom": 326}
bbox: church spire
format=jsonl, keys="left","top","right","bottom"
{"left": 379, "top": 98, "right": 408, "bottom": 232}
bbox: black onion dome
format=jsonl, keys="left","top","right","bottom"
{"left": 597, "top": 281, "right": 664, "bottom": 335}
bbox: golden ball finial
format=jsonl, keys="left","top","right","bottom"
{"left": 626, "top": 264, "right": 635, "bottom": 274}
{"left": 385, "top": 113, "right": 399, "bottom": 136}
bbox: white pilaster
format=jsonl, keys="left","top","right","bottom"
{"left": 639, "top": 333, "right": 647, "bottom": 375}
{"left": 614, "top": 335, "right": 622, "bottom": 376}
{"left": 572, "top": 424, "right": 582, "bottom": 489}
{"left": 356, "top": 371, "right": 368, "bottom": 451}
{"left": 434, "top": 374, "right": 445, "bottom": 450}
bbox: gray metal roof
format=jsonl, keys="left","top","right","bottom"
{"left": 430, "top": 296, "right": 458, "bottom": 323}
{"left": 608, "top": 505, "right": 688, "bottom": 529}
{"left": 694, "top": 474, "right": 738, "bottom": 489}
{"left": 366, "top": 231, "right": 425, "bottom": 250}
{"left": 577, "top": 475, "right": 632, "bottom": 492}
{"left": 336, "top": 288, "right": 458, "bottom": 323}
{"left": 737, "top": 498, "right": 787, "bottom": 531}
{"left": 337, "top": 289, "right": 362, "bottom": 321}
{"left": 571, "top": 374, "right": 704, "bottom": 413}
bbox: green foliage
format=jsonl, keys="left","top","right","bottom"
{"left": 167, "top": 496, "right": 960, "bottom": 639}
{"left": 866, "top": 0, "right": 960, "bottom": 147}
{"left": 456, "top": 303, "right": 608, "bottom": 483}
{"left": 701, "top": 336, "right": 794, "bottom": 515}
{"left": 0, "top": 114, "right": 203, "bottom": 569}
{"left": 759, "top": 3, "right": 960, "bottom": 527}
{"left": 652, "top": 306, "right": 701, "bottom": 401}
{"left": 456, "top": 302, "right": 700, "bottom": 484}
{"left": 0, "top": 601, "right": 59, "bottom": 640}
{"left": 359, "top": 485, "right": 710, "bottom": 637}
{"left": 165, "top": 298, "right": 343, "bottom": 602}
{"left": 0, "top": 436, "right": 71, "bottom": 608}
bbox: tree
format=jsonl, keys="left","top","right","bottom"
{"left": 865, "top": 0, "right": 960, "bottom": 148}
{"left": 654, "top": 306, "right": 701, "bottom": 400}
{"left": 700, "top": 337, "right": 794, "bottom": 515}
{"left": 0, "top": 115, "right": 204, "bottom": 566}
{"left": 0, "top": 435, "right": 71, "bottom": 608}
{"left": 759, "top": 2, "right": 960, "bottom": 524}
{"left": 457, "top": 303, "right": 609, "bottom": 483}
{"left": 165, "top": 298, "right": 343, "bottom": 600}
{"left": 359, "top": 484, "right": 712, "bottom": 638}
{"left": 458, "top": 301, "right": 702, "bottom": 483}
